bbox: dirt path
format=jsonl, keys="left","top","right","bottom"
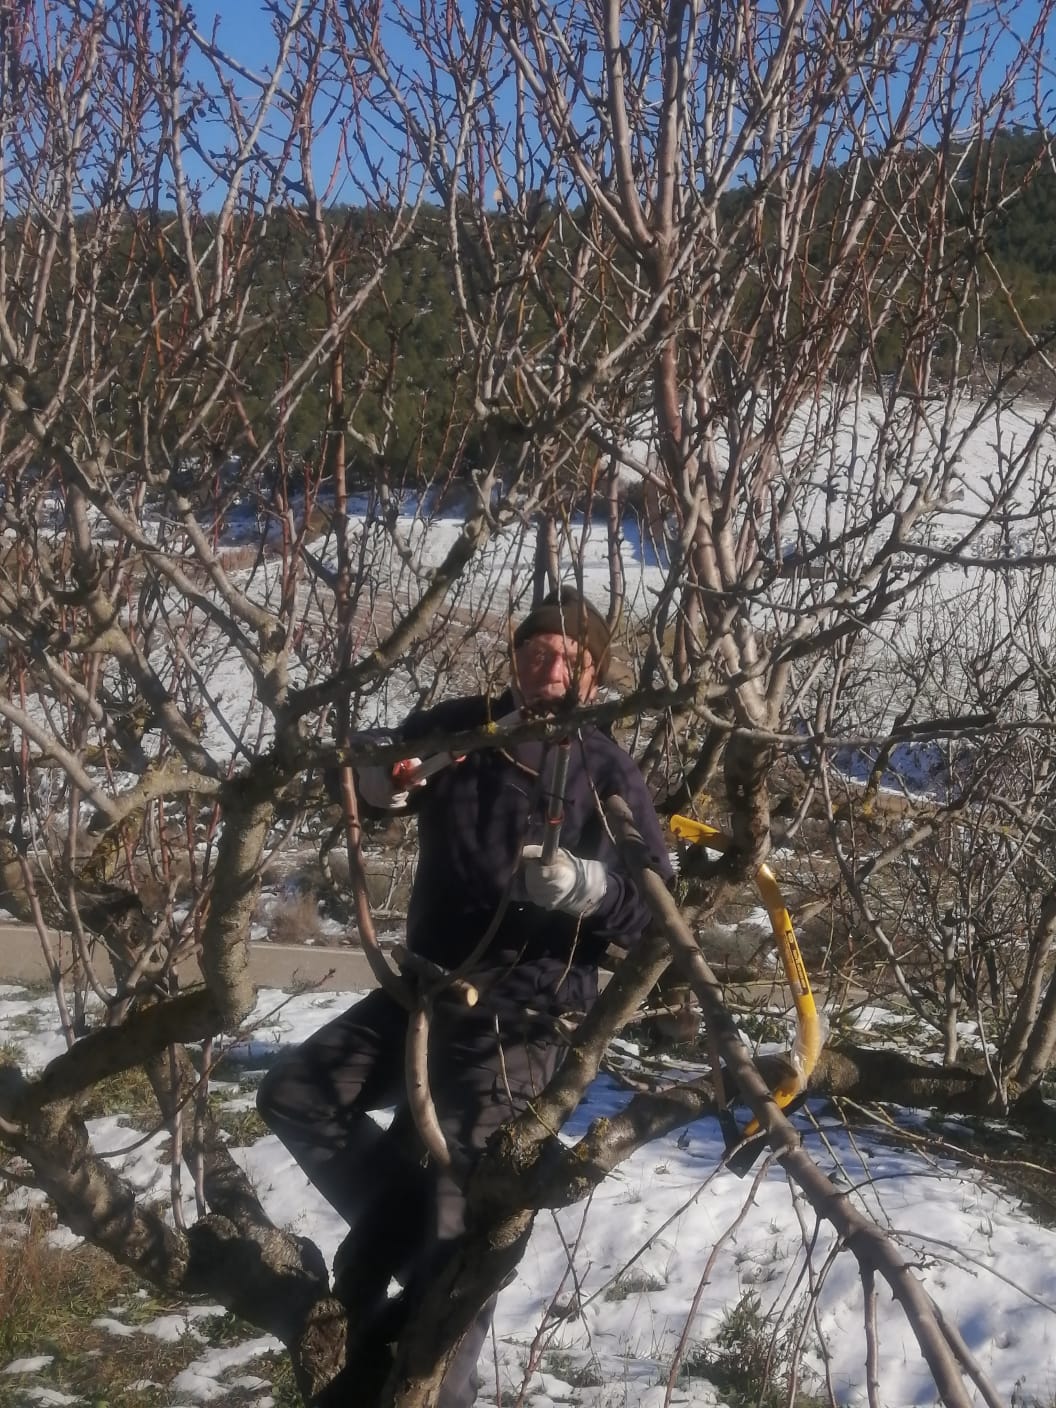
{"left": 0, "top": 921, "right": 377, "bottom": 993}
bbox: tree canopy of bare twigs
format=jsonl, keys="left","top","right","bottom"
{"left": 3, "top": 1, "right": 1056, "bottom": 1403}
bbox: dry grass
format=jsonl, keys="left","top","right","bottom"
{"left": 0, "top": 1208, "right": 188, "bottom": 1401}
{"left": 78, "top": 1063, "right": 163, "bottom": 1127}
{"left": 217, "top": 543, "right": 264, "bottom": 573}
{"left": 265, "top": 888, "right": 326, "bottom": 946}
{"left": 0, "top": 1206, "right": 288, "bottom": 1405}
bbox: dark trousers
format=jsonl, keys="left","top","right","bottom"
{"left": 256, "top": 985, "right": 562, "bottom": 1406}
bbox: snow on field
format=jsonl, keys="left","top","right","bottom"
{"left": 3, "top": 984, "right": 1056, "bottom": 1405}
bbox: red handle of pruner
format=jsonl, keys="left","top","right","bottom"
{"left": 540, "top": 814, "right": 564, "bottom": 865}
{"left": 392, "top": 752, "right": 466, "bottom": 789}
{"left": 392, "top": 757, "right": 423, "bottom": 788}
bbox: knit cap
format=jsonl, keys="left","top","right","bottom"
{"left": 513, "top": 586, "right": 611, "bottom": 683}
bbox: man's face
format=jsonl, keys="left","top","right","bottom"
{"left": 513, "top": 631, "right": 598, "bottom": 712}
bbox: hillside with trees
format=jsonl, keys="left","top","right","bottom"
{"left": 8, "top": 130, "right": 1056, "bottom": 491}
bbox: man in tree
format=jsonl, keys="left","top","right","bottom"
{"left": 257, "top": 587, "right": 673, "bottom": 1405}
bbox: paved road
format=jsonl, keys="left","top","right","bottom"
{"left": 0, "top": 921, "right": 377, "bottom": 992}
{"left": 0, "top": 921, "right": 837, "bottom": 1014}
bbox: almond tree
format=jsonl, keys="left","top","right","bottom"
{"left": 1, "top": 2, "right": 1055, "bottom": 1405}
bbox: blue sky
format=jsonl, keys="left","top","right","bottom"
{"left": 178, "top": 0, "right": 1054, "bottom": 210}
{"left": 182, "top": 1, "right": 438, "bottom": 206}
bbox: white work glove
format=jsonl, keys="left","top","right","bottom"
{"left": 521, "top": 844, "right": 608, "bottom": 917}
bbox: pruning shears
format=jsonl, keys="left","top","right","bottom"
{"left": 389, "top": 709, "right": 523, "bottom": 791}
{"left": 541, "top": 736, "right": 572, "bottom": 863}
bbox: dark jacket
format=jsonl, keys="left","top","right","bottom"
{"left": 396, "top": 691, "right": 673, "bottom": 1011}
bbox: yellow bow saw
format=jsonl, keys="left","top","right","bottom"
{"left": 669, "top": 816, "right": 825, "bottom": 1132}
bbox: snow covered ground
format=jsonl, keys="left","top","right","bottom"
{"left": 3, "top": 983, "right": 1056, "bottom": 1406}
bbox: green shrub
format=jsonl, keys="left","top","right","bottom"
{"left": 678, "top": 1290, "right": 826, "bottom": 1408}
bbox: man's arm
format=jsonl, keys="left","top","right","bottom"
{"left": 585, "top": 756, "right": 673, "bottom": 944}
{"left": 521, "top": 744, "right": 673, "bottom": 946}
{"left": 347, "top": 696, "right": 507, "bottom": 815}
